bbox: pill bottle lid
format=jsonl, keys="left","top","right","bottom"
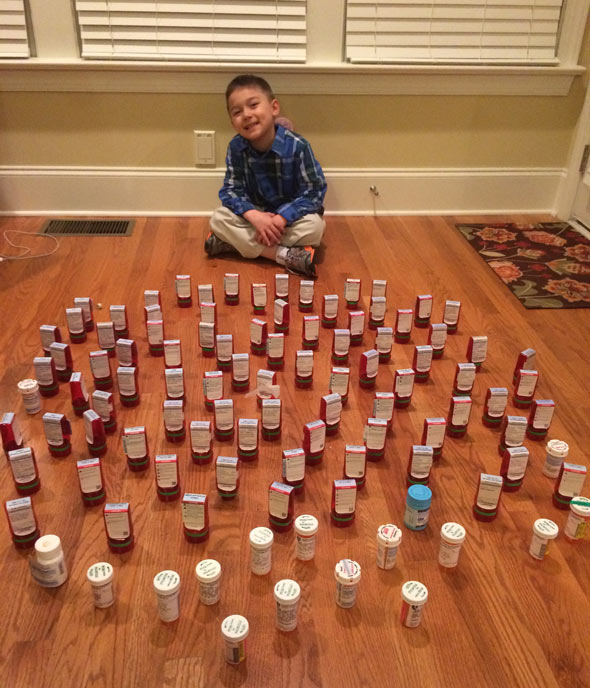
{"left": 440, "top": 522, "right": 466, "bottom": 544}
{"left": 295, "top": 514, "right": 318, "bottom": 536}
{"left": 532, "top": 519, "right": 559, "bottom": 540}
{"left": 545, "top": 439, "right": 569, "bottom": 458}
{"left": 274, "top": 579, "right": 301, "bottom": 604}
{"left": 334, "top": 558, "right": 361, "bottom": 585}
{"left": 249, "top": 526, "right": 274, "bottom": 549}
{"left": 570, "top": 496, "right": 590, "bottom": 517}
{"left": 406, "top": 484, "right": 432, "bottom": 509}
{"left": 18, "top": 379, "right": 39, "bottom": 392}
{"left": 35, "top": 534, "right": 63, "bottom": 562}
{"left": 221, "top": 614, "right": 249, "bottom": 642}
{"left": 195, "top": 559, "right": 222, "bottom": 583}
{"left": 153, "top": 570, "right": 180, "bottom": 595}
{"left": 377, "top": 524, "right": 402, "bottom": 547}
{"left": 401, "top": 580, "right": 428, "bottom": 606}
{"left": 87, "top": 562, "right": 114, "bottom": 586}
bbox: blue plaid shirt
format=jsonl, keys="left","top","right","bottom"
{"left": 219, "top": 124, "right": 327, "bottom": 224}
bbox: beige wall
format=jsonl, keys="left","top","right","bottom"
{"left": 0, "top": 89, "right": 582, "bottom": 169}
{"left": 1, "top": 27, "right": 588, "bottom": 170}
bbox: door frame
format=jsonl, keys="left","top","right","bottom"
{"left": 556, "top": 73, "right": 590, "bottom": 234}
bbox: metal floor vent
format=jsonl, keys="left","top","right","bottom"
{"left": 41, "top": 219, "right": 135, "bottom": 237}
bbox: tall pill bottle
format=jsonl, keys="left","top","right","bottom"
{"left": 376, "top": 524, "right": 402, "bottom": 570}
{"left": 274, "top": 579, "right": 301, "bottom": 631}
{"left": 195, "top": 559, "right": 222, "bottom": 605}
{"left": 87, "top": 562, "right": 115, "bottom": 608}
{"left": 153, "top": 570, "right": 180, "bottom": 623}
{"left": 249, "top": 526, "right": 274, "bottom": 575}
{"left": 334, "top": 559, "right": 361, "bottom": 609}
{"left": 294, "top": 515, "right": 319, "bottom": 561}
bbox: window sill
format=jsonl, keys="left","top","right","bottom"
{"left": 0, "top": 59, "right": 584, "bottom": 96}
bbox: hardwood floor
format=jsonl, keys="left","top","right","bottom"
{"left": 0, "top": 215, "right": 588, "bottom": 688}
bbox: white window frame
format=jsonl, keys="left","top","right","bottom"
{"left": 0, "top": 0, "right": 587, "bottom": 95}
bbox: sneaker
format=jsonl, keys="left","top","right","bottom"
{"left": 284, "top": 246, "right": 316, "bottom": 277}
{"left": 204, "top": 232, "right": 237, "bottom": 257}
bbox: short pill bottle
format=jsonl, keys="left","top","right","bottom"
{"left": 564, "top": 497, "right": 590, "bottom": 542}
{"left": 400, "top": 581, "right": 428, "bottom": 628}
{"left": 404, "top": 484, "right": 432, "bottom": 531}
{"left": 87, "top": 562, "right": 115, "bottom": 608}
{"left": 30, "top": 534, "right": 69, "bottom": 588}
{"left": 529, "top": 519, "right": 559, "bottom": 561}
{"left": 221, "top": 615, "right": 249, "bottom": 665}
{"left": 438, "top": 522, "right": 466, "bottom": 570}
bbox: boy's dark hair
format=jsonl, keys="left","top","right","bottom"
{"left": 225, "top": 74, "right": 274, "bottom": 104}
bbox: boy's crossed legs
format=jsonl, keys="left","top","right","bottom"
{"left": 207, "top": 206, "right": 325, "bottom": 277}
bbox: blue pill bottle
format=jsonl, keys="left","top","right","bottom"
{"left": 404, "top": 484, "right": 432, "bottom": 531}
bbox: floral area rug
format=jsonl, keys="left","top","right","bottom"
{"left": 455, "top": 222, "right": 590, "bottom": 308}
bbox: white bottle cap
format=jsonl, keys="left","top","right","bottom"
{"left": 249, "top": 526, "right": 274, "bottom": 549}
{"left": 570, "top": 496, "right": 590, "bottom": 517}
{"left": 377, "top": 524, "right": 402, "bottom": 548}
{"left": 532, "top": 518, "right": 559, "bottom": 540}
{"left": 545, "top": 439, "right": 569, "bottom": 458}
{"left": 153, "top": 570, "right": 180, "bottom": 595}
{"left": 195, "top": 559, "right": 222, "bottom": 583}
{"left": 221, "top": 614, "right": 249, "bottom": 642}
{"left": 18, "top": 379, "right": 40, "bottom": 393}
{"left": 401, "top": 581, "right": 428, "bottom": 606}
{"left": 334, "top": 559, "right": 361, "bottom": 585}
{"left": 87, "top": 562, "right": 114, "bottom": 586}
{"left": 294, "top": 514, "right": 318, "bottom": 536}
{"left": 440, "top": 522, "right": 466, "bottom": 544}
{"left": 35, "top": 534, "right": 63, "bottom": 562}
{"left": 274, "top": 579, "right": 301, "bottom": 604}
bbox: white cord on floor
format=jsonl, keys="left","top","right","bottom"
{"left": 0, "top": 230, "right": 60, "bottom": 261}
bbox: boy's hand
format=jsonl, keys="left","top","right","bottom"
{"left": 244, "top": 209, "right": 286, "bottom": 246}
{"left": 261, "top": 214, "right": 286, "bottom": 246}
{"left": 270, "top": 215, "right": 287, "bottom": 233}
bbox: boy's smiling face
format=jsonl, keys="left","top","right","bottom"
{"left": 227, "top": 86, "right": 280, "bottom": 152}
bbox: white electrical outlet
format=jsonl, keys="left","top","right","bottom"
{"left": 194, "top": 130, "right": 216, "bottom": 165}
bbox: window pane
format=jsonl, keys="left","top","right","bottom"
{"left": 75, "top": 0, "right": 307, "bottom": 62}
{"left": 345, "top": 1, "right": 564, "bottom": 65}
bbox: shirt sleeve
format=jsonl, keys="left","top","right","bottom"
{"left": 218, "top": 144, "right": 256, "bottom": 216}
{"left": 276, "top": 142, "right": 327, "bottom": 224}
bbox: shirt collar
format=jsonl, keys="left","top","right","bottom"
{"left": 235, "top": 124, "right": 285, "bottom": 156}
{"left": 270, "top": 124, "right": 286, "bottom": 154}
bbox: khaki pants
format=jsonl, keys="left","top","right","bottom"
{"left": 210, "top": 206, "right": 325, "bottom": 259}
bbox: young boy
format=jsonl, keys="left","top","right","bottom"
{"left": 206, "top": 74, "right": 327, "bottom": 277}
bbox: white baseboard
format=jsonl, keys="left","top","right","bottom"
{"left": 0, "top": 166, "right": 565, "bottom": 216}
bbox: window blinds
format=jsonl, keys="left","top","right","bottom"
{"left": 0, "top": 0, "right": 30, "bottom": 57}
{"left": 75, "top": 0, "right": 306, "bottom": 62}
{"left": 346, "top": 0, "right": 565, "bottom": 64}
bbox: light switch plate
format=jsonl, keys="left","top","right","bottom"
{"left": 194, "top": 131, "right": 216, "bottom": 165}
